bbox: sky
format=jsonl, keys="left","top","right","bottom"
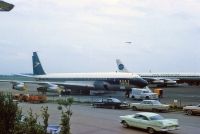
{"left": 0, "top": 0, "right": 200, "bottom": 74}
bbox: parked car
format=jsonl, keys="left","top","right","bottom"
{"left": 120, "top": 112, "right": 180, "bottom": 134}
{"left": 183, "top": 104, "right": 200, "bottom": 115}
{"left": 92, "top": 98, "right": 129, "bottom": 109}
{"left": 130, "top": 100, "right": 169, "bottom": 112}
{"left": 47, "top": 125, "right": 61, "bottom": 134}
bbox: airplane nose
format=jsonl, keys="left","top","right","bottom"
{"left": 140, "top": 78, "right": 148, "bottom": 87}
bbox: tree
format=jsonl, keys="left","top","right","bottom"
{"left": 41, "top": 106, "right": 49, "bottom": 134}
{"left": 57, "top": 97, "right": 74, "bottom": 134}
{"left": 14, "top": 108, "right": 45, "bottom": 134}
{"left": 0, "top": 92, "right": 18, "bottom": 134}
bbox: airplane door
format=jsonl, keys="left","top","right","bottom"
{"left": 119, "top": 80, "right": 130, "bottom": 89}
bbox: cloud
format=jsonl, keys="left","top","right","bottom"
{"left": 0, "top": 0, "right": 200, "bottom": 73}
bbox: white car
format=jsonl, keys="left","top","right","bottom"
{"left": 183, "top": 104, "right": 200, "bottom": 115}
{"left": 130, "top": 100, "right": 169, "bottom": 112}
{"left": 120, "top": 112, "right": 180, "bottom": 134}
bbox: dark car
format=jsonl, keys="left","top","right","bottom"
{"left": 92, "top": 98, "right": 129, "bottom": 109}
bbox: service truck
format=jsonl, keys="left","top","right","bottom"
{"left": 130, "top": 87, "right": 158, "bottom": 100}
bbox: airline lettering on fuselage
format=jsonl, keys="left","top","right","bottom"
{"left": 119, "top": 80, "right": 129, "bottom": 89}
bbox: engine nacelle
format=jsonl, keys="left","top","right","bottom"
{"left": 152, "top": 79, "right": 164, "bottom": 84}
{"left": 12, "top": 82, "right": 26, "bottom": 91}
{"left": 164, "top": 80, "right": 177, "bottom": 85}
{"left": 37, "top": 84, "right": 62, "bottom": 93}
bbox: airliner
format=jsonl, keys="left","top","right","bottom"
{"left": 116, "top": 59, "right": 200, "bottom": 87}
{"left": 0, "top": 52, "right": 148, "bottom": 93}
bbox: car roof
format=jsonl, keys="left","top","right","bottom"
{"left": 143, "top": 100, "right": 158, "bottom": 102}
{"left": 107, "top": 97, "right": 119, "bottom": 100}
{"left": 136, "top": 112, "right": 159, "bottom": 117}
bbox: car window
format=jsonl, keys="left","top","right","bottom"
{"left": 142, "top": 101, "right": 148, "bottom": 104}
{"left": 110, "top": 98, "right": 121, "bottom": 103}
{"left": 134, "top": 115, "right": 149, "bottom": 120}
{"left": 107, "top": 99, "right": 112, "bottom": 102}
{"left": 152, "top": 101, "right": 161, "bottom": 105}
{"left": 149, "top": 115, "right": 164, "bottom": 120}
{"left": 143, "top": 91, "right": 150, "bottom": 93}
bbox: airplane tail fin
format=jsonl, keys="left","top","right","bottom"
{"left": 116, "top": 59, "right": 129, "bottom": 72}
{"left": 32, "top": 52, "right": 46, "bottom": 75}
{"left": 0, "top": 1, "right": 14, "bottom": 11}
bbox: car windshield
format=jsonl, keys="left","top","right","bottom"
{"left": 143, "top": 91, "right": 150, "bottom": 93}
{"left": 149, "top": 115, "right": 164, "bottom": 120}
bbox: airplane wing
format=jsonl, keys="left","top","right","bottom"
{"left": 142, "top": 77, "right": 179, "bottom": 85}
{"left": 48, "top": 81, "right": 95, "bottom": 89}
{"left": 0, "top": 80, "right": 95, "bottom": 89}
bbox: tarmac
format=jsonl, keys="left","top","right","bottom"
{"left": 0, "top": 82, "right": 200, "bottom": 106}
{"left": 0, "top": 82, "right": 200, "bottom": 134}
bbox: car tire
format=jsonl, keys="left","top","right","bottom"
{"left": 147, "top": 127, "right": 155, "bottom": 134}
{"left": 132, "top": 106, "right": 137, "bottom": 111}
{"left": 111, "top": 106, "right": 116, "bottom": 109}
{"left": 152, "top": 108, "right": 157, "bottom": 112}
{"left": 186, "top": 110, "right": 193, "bottom": 115}
{"left": 145, "top": 96, "right": 150, "bottom": 99}
{"left": 121, "top": 120, "right": 129, "bottom": 128}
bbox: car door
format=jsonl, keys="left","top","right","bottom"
{"left": 106, "top": 98, "right": 114, "bottom": 108}
{"left": 132, "top": 115, "right": 150, "bottom": 129}
{"left": 140, "top": 101, "right": 150, "bottom": 110}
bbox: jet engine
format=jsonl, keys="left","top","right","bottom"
{"left": 12, "top": 82, "right": 26, "bottom": 91}
{"left": 152, "top": 79, "right": 164, "bottom": 84}
{"left": 164, "top": 79, "right": 177, "bottom": 85}
{"left": 37, "top": 84, "right": 63, "bottom": 93}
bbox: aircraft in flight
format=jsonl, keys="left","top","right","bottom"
{"left": 0, "top": 1, "right": 14, "bottom": 11}
{"left": 116, "top": 59, "right": 200, "bottom": 87}
{"left": 0, "top": 52, "right": 148, "bottom": 94}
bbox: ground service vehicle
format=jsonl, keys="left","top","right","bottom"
{"left": 130, "top": 100, "right": 169, "bottom": 112}
{"left": 183, "top": 104, "right": 200, "bottom": 115}
{"left": 13, "top": 94, "right": 47, "bottom": 103}
{"left": 120, "top": 112, "right": 180, "bottom": 134}
{"left": 130, "top": 87, "right": 158, "bottom": 100}
{"left": 92, "top": 98, "right": 129, "bottom": 109}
